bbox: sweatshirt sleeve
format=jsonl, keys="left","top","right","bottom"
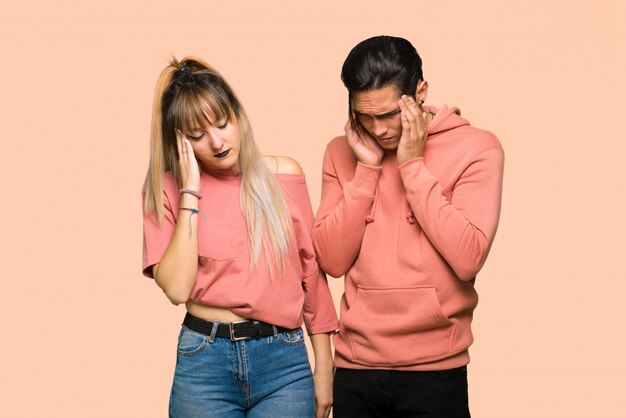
{"left": 399, "top": 146, "right": 504, "bottom": 281}
{"left": 284, "top": 176, "right": 339, "bottom": 335}
{"left": 312, "top": 141, "right": 381, "bottom": 278}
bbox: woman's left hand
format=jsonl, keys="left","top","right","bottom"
{"left": 314, "top": 366, "right": 333, "bottom": 418}
{"left": 396, "top": 95, "right": 429, "bottom": 166}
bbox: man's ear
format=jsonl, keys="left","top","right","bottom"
{"left": 415, "top": 80, "right": 429, "bottom": 105}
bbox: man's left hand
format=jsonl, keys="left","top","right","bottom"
{"left": 396, "top": 95, "right": 428, "bottom": 166}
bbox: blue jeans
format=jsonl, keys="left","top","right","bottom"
{"left": 169, "top": 325, "right": 315, "bottom": 418}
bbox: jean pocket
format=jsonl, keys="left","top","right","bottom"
{"left": 176, "top": 326, "right": 209, "bottom": 356}
{"left": 341, "top": 286, "right": 455, "bottom": 366}
{"left": 279, "top": 328, "right": 305, "bottom": 346}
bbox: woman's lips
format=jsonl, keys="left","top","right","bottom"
{"left": 214, "top": 149, "right": 231, "bottom": 158}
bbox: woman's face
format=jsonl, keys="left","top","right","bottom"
{"left": 182, "top": 112, "right": 242, "bottom": 173}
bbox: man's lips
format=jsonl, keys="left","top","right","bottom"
{"left": 214, "top": 149, "right": 231, "bottom": 158}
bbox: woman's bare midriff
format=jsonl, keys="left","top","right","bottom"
{"left": 185, "top": 300, "right": 248, "bottom": 323}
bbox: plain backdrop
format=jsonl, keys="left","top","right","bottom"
{"left": 1, "top": 1, "right": 624, "bottom": 417}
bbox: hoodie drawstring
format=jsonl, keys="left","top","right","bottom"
{"left": 365, "top": 185, "right": 379, "bottom": 223}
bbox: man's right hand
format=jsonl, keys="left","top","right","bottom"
{"left": 345, "top": 119, "right": 383, "bottom": 166}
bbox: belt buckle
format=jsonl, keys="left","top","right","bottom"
{"left": 229, "top": 320, "right": 251, "bottom": 341}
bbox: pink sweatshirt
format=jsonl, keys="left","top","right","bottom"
{"left": 143, "top": 170, "right": 339, "bottom": 335}
{"left": 313, "top": 105, "right": 504, "bottom": 370}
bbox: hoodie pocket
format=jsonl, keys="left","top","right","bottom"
{"left": 341, "top": 285, "right": 454, "bottom": 366}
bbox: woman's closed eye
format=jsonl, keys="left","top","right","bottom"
{"left": 185, "top": 120, "right": 228, "bottom": 140}
{"left": 186, "top": 133, "right": 205, "bottom": 141}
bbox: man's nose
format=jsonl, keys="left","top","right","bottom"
{"left": 372, "top": 119, "right": 388, "bottom": 137}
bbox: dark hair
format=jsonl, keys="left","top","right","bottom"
{"left": 341, "top": 36, "right": 423, "bottom": 127}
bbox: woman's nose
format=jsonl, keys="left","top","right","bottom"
{"left": 208, "top": 134, "right": 224, "bottom": 150}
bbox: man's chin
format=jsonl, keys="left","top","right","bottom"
{"left": 377, "top": 140, "right": 400, "bottom": 150}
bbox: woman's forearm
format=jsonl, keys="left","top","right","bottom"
{"left": 310, "top": 333, "right": 334, "bottom": 370}
{"left": 310, "top": 333, "right": 334, "bottom": 417}
{"left": 153, "top": 194, "right": 200, "bottom": 305}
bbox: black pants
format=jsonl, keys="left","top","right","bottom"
{"left": 333, "top": 366, "right": 470, "bottom": 418}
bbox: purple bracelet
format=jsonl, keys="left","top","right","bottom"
{"left": 179, "top": 188, "right": 202, "bottom": 199}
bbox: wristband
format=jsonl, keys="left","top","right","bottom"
{"left": 179, "top": 207, "right": 206, "bottom": 236}
{"left": 180, "top": 188, "right": 202, "bottom": 199}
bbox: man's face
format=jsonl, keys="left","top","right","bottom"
{"left": 353, "top": 85, "right": 404, "bottom": 150}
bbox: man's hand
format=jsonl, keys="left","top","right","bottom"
{"left": 345, "top": 119, "right": 384, "bottom": 166}
{"left": 396, "top": 95, "right": 428, "bottom": 166}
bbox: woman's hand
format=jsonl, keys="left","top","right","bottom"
{"left": 314, "top": 364, "right": 333, "bottom": 418}
{"left": 396, "top": 95, "right": 428, "bottom": 166}
{"left": 345, "top": 119, "right": 383, "bottom": 166}
{"left": 310, "top": 333, "right": 334, "bottom": 418}
{"left": 176, "top": 129, "right": 201, "bottom": 191}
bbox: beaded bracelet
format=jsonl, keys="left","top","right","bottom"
{"left": 179, "top": 206, "right": 206, "bottom": 236}
{"left": 180, "top": 188, "right": 202, "bottom": 199}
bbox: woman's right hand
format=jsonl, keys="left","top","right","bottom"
{"left": 344, "top": 119, "right": 383, "bottom": 166}
{"left": 176, "top": 130, "right": 201, "bottom": 191}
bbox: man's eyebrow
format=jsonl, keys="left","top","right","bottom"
{"left": 355, "top": 109, "right": 401, "bottom": 118}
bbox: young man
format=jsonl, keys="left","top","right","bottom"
{"left": 312, "top": 36, "right": 504, "bottom": 417}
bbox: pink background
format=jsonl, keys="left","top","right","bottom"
{"left": 1, "top": 1, "right": 624, "bottom": 416}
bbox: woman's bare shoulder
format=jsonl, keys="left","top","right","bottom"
{"left": 262, "top": 155, "right": 304, "bottom": 175}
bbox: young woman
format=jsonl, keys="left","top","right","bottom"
{"left": 142, "top": 56, "right": 338, "bottom": 418}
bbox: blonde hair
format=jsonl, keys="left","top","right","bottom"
{"left": 143, "top": 56, "right": 293, "bottom": 273}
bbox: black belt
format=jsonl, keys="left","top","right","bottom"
{"left": 183, "top": 313, "right": 297, "bottom": 341}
